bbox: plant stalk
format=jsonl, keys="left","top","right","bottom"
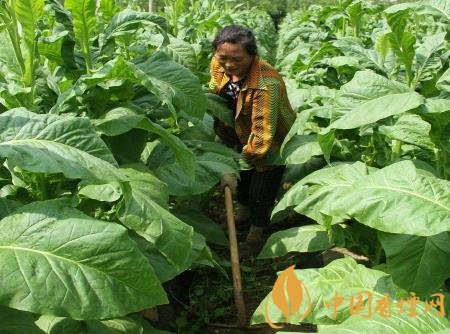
{"left": 6, "top": 0, "right": 25, "bottom": 75}
{"left": 390, "top": 139, "right": 402, "bottom": 162}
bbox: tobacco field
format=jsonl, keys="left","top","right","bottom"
{"left": 0, "top": 0, "right": 449, "bottom": 333}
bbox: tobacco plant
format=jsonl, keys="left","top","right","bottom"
{"left": 254, "top": 0, "right": 450, "bottom": 332}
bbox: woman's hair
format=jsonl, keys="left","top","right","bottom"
{"left": 212, "top": 25, "right": 258, "bottom": 56}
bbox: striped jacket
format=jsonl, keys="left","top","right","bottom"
{"left": 209, "top": 56, "right": 296, "bottom": 167}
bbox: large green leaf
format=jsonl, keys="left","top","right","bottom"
{"left": 35, "top": 314, "right": 84, "bottom": 334}
{"left": 379, "top": 231, "right": 450, "bottom": 297}
{"left": 326, "top": 71, "right": 424, "bottom": 130}
{"left": 164, "top": 36, "right": 198, "bottom": 72}
{"left": 384, "top": 4, "right": 418, "bottom": 84}
{"left": 152, "top": 152, "right": 237, "bottom": 196}
{"left": 172, "top": 207, "right": 228, "bottom": 246}
{"left": 35, "top": 314, "right": 174, "bottom": 334}
{"left": 378, "top": 114, "right": 435, "bottom": 150}
{"left": 414, "top": 32, "right": 447, "bottom": 85}
{"left": 85, "top": 316, "right": 174, "bottom": 334}
{"left": 93, "top": 107, "right": 196, "bottom": 179}
{"left": 205, "top": 93, "right": 234, "bottom": 127}
{"left": 38, "top": 31, "right": 75, "bottom": 68}
{"left": 0, "top": 306, "right": 43, "bottom": 334}
{"left": 14, "top": 0, "right": 44, "bottom": 84}
{"left": 0, "top": 31, "right": 21, "bottom": 78}
{"left": 14, "top": 0, "right": 44, "bottom": 45}
{"left": 78, "top": 182, "right": 122, "bottom": 202}
{"left": 0, "top": 198, "right": 20, "bottom": 220}
{"left": 272, "top": 162, "right": 369, "bottom": 225}
{"left": 135, "top": 230, "right": 222, "bottom": 283}
{"left": 137, "top": 118, "right": 196, "bottom": 180}
{"left": 419, "top": 0, "right": 450, "bottom": 21}
{"left": 0, "top": 109, "right": 124, "bottom": 183}
{"left": 98, "top": 0, "right": 117, "bottom": 23}
{"left": 0, "top": 199, "right": 167, "bottom": 319}
{"left": 65, "top": 0, "right": 96, "bottom": 71}
{"left": 281, "top": 135, "right": 323, "bottom": 164}
{"left": 333, "top": 160, "right": 450, "bottom": 236}
{"left": 100, "top": 9, "right": 167, "bottom": 52}
{"left": 133, "top": 51, "right": 206, "bottom": 119}
{"left": 437, "top": 68, "right": 450, "bottom": 93}
{"left": 53, "top": 55, "right": 206, "bottom": 120}
{"left": 117, "top": 166, "right": 193, "bottom": 269}
{"left": 252, "top": 257, "right": 398, "bottom": 326}
{"left": 295, "top": 302, "right": 450, "bottom": 333}
{"left": 333, "top": 38, "right": 386, "bottom": 73}
{"left": 258, "top": 225, "right": 333, "bottom": 259}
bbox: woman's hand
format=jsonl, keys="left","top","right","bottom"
{"left": 220, "top": 173, "right": 238, "bottom": 194}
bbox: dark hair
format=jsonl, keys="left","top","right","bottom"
{"left": 212, "top": 25, "right": 258, "bottom": 56}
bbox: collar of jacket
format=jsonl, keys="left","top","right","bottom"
{"left": 215, "top": 56, "right": 268, "bottom": 92}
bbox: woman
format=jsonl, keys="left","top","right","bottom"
{"left": 210, "top": 25, "right": 296, "bottom": 256}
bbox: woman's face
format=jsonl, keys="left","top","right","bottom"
{"left": 214, "top": 42, "right": 253, "bottom": 80}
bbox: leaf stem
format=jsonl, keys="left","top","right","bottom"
{"left": 390, "top": 140, "right": 402, "bottom": 162}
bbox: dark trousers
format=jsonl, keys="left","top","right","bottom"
{"left": 237, "top": 166, "right": 285, "bottom": 227}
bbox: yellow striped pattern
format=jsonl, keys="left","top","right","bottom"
{"left": 210, "top": 56, "right": 296, "bottom": 167}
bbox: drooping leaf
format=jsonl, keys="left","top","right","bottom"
{"left": 38, "top": 31, "right": 75, "bottom": 67}
{"left": 152, "top": 152, "right": 237, "bottom": 196}
{"left": 93, "top": 107, "right": 196, "bottom": 179}
{"left": 333, "top": 38, "right": 386, "bottom": 73}
{"left": 133, "top": 51, "right": 206, "bottom": 119}
{"left": 0, "top": 198, "right": 20, "bottom": 220}
{"left": 308, "top": 302, "right": 450, "bottom": 333}
{"left": 35, "top": 314, "right": 84, "bottom": 334}
{"left": 379, "top": 231, "right": 450, "bottom": 297}
{"left": 85, "top": 316, "right": 174, "bottom": 334}
{"left": 272, "top": 162, "right": 370, "bottom": 225}
{"left": 378, "top": 114, "right": 435, "bottom": 150}
{"left": 135, "top": 230, "right": 222, "bottom": 283}
{"left": 326, "top": 71, "right": 424, "bottom": 130}
{"left": 117, "top": 166, "right": 193, "bottom": 270}
{"left": 206, "top": 93, "right": 234, "bottom": 127}
{"left": 333, "top": 160, "right": 450, "bottom": 236}
{"left": 93, "top": 107, "right": 145, "bottom": 136}
{"left": 0, "top": 199, "right": 167, "bottom": 319}
{"left": 419, "top": 0, "right": 450, "bottom": 21}
{"left": 0, "top": 306, "right": 43, "bottom": 334}
{"left": 78, "top": 182, "right": 122, "bottom": 202}
{"left": 137, "top": 118, "right": 196, "bottom": 180}
{"left": 100, "top": 9, "right": 167, "bottom": 52}
{"left": 35, "top": 314, "right": 175, "bottom": 334}
{"left": 54, "top": 55, "right": 206, "bottom": 121}
{"left": 0, "top": 31, "right": 21, "bottom": 77}
{"left": 258, "top": 225, "right": 333, "bottom": 259}
{"left": 281, "top": 135, "right": 323, "bottom": 164}
{"left": 0, "top": 108, "right": 124, "bottom": 183}
{"left": 437, "top": 68, "right": 450, "bottom": 93}
{"left": 172, "top": 207, "right": 228, "bottom": 246}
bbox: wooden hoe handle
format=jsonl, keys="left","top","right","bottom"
{"left": 224, "top": 186, "right": 247, "bottom": 327}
